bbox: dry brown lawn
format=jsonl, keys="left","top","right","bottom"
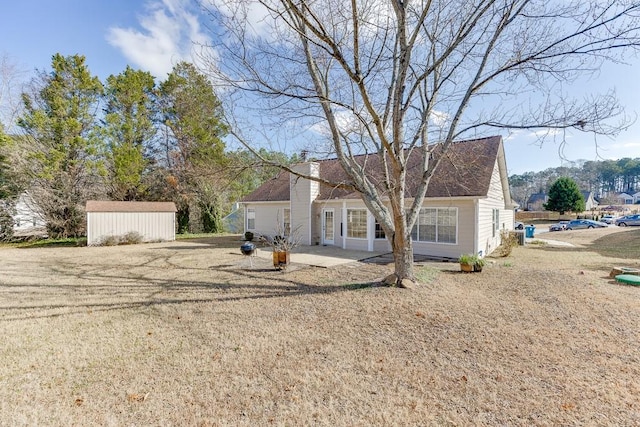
{"left": 1, "top": 227, "right": 639, "bottom": 426}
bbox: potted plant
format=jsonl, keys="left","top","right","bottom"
{"left": 459, "top": 254, "right": 475, "bottom": 273}
{"left": 272, "top": 235, "right": 291, "bottom": 269}
{"left": 459, "top": 253, "right": 485, "bottom": 273}
{"left": 259, "top": 222, "right": 301, "bottom": 270}
{"left": 473, "top": 256, "right": 486, "bottom": 272}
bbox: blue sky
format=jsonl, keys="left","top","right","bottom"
{"left": 1, "top": 0, "right": 639, "bottom": 175}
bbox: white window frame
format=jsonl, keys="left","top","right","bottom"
{"left": 492, "top": 208, "right": 499, "bottom": 237}
{"left": 283, "top": 208, "right": 291, "bottom": 236}
{"left": 246, "top": 208, "right": 255, "bottom": 230}
{"left": 411, "top": 207, "right": 458, "bottom": 244}
{"left": 374, "top": 219, "right": 386, "bottom": 239}
{"left": 346, "top": 209, "right": 367, "bottom": 239}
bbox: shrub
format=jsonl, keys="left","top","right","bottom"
{"left": 244, "top": 231, "right": 254, "bottom": 241}
{"left": 121, "top": 231, "right": 143, "bottom": 245}
{"left": 97, "top": 232, "right": 144, "bottom": 246}
{"left": 99, "top": 235, "right": 120, "bottom": 246}
{"left": 495, "top": 230, "right": 518, "bottom": 257}
{"left": 0, "top": 207, "right": 14, "bottom": 242}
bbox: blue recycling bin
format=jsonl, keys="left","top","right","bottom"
{"left": 524, "top": 225, "right": 535, "bottom": 238}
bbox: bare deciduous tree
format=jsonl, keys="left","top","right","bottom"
{"left": 0, "top": 53, "right": 27, "bottom": 131}
{"left": 201, "top": 0, "right": 640, "bottom": 285}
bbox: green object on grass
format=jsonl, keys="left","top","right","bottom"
{"left": 615, "top": 274, "right": 640, "bottom": 286}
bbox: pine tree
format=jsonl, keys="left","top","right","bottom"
{"left": 544, "top": 177, "right": 585, "bottom": 215}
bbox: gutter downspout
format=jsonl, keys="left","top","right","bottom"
{"left": 342, "top": 201, "right": 347, "bottom": 249}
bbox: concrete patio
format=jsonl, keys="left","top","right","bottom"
{"left": 254, "top": 245, "right": 386, "bottom": 268}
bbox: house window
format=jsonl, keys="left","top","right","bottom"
{"left": 411, "top": 207, "right": 457, "bottom": 244}
{"left": 246, "top": 208, "right": 255, "bottom": 230}
{"left": 438, "top": 208, "right": 457, "bottom": 243}
{"left": 347, "top": 209, "right": 367, "bottom": 239}
{"left": 283, "top": 208, "right": 291, "bottom": 236}
{"left": 374, "top": 220, "right": 385, "bottom": 239}
{"left": 492, "top": 209, "right": 499, "bottom": 237}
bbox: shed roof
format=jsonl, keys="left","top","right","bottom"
{"left": 242, "top": 136, "right": 502, "bottom": 202}
{"left": 86, "top": 201, "right": 177, "bottom": 213}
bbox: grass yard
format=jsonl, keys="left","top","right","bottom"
{"left": 0, "top": 228, "right": 639, "bottom": 425}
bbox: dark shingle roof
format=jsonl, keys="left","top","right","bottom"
{"left": 86, "top": 201, "right": 177, "bottom": 213}
{"left": 527, "top": 193, "right": 547, "bottom": 204}
{"left": 242, "top": 136, "right": 502, "bottom": 202}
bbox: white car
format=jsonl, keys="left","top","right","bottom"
{"left": 601, "top": 214, "right": 616, "bottom": 224}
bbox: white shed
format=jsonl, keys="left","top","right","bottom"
{"left": 86, "top": 201, "right": 177, "bottom": 246}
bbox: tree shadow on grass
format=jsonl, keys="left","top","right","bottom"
{"left": 0, "top": 254, "right": 386, "bottom": 322}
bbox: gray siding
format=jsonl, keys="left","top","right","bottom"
{"left": 411, "top": 200, "right": 475, "bottom": 259}
{"left": 245, "top": 202, "right": 289, "bottom": 237}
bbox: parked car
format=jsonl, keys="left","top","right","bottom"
{"left": 514, "top": 221, "right": 524, "bottom": 230}
{"left": 548, "top": 220, "right": 570, "bottom": 232}
{"left": 601, "top": 214, "right": 616, "bottom": 224}
{"left": 614, "top": 214, "right": 640, "bottom": 227}
{"left": 564, "top": 219, "right": 607, "bottom": 230}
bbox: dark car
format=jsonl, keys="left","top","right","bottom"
{"left": 564, "top": 219, "right": 607, "bottom": 230}
{"left": 615, "top": 214, "right": 640, "bottom": 227}
{"left": 548, "top": 220, "right": 570, "bottom": 232}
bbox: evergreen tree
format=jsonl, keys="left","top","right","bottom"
{"left": 544, "top": 177, "right": 585, "bottom": 215}
{"left": 102, "top": 66, "right": 157, "bottom": 200}
{"left": 157, "top": 62, "right": 228, "bottom": 233}
{"left": 17, "top": 54, "right": 103, "bottom": 238}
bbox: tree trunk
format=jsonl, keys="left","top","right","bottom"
{"left": 391, "top": 230, "right": 415, "bottom": 287}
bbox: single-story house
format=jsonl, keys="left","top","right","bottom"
{"left": 633, "top": 192, "right": 640, "bottom": 204}
{"left": 86, "top": 201, "right": 177, "bottom": 246}
{"left": 615, "top": 193, "right": 634, "bottom": 205}
{"left": 581, "top": 191, "right": 598, "bottom": 210}
{"left": 241, "top": 136, "right": 516, "bottom": 259}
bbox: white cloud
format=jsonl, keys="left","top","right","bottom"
{"left": 308, "top": 108, "right": 360, "bottom": 136}
{"left": 106, "top": 0, "right": 212, "bottom": 78}
{"left": 429, "top": 110, "right": 449, "bottom": 127}
{"left": 207, "top": 0, "right": 274, "bottom": 39}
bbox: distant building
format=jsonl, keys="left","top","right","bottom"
{"left": 614, "top": 193, "right": 634, "bottom": 205}
{"left": 222, "top": 203, "right": 244, "bottom": 233}
{"left": 527, "top": 190, "right": 596, "bottom": 211}
{"left": 12, "top": 192, "right": 46, "bottom": 236}
{"left": 526, "top": 193, "right": 547, "bottom": 211}
{"left": 581, "top": 191, "right": 598, "bottom": 210}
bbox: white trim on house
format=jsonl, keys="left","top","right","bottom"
{"left": 342, "top": 201, "right": 347, "bottom": 249}
{"left": 241, "top": 137, "right": 514, "bottom": 259}
{"left": 321, "top": 208, "right": 334, "bottom": 245}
